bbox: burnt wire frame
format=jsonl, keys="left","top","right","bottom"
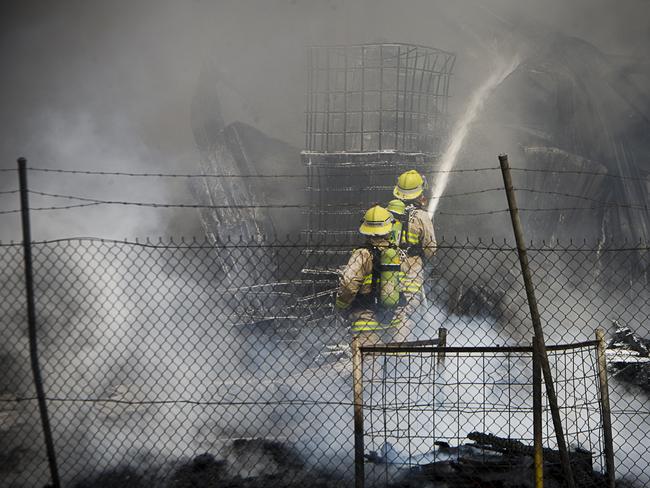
{"left": 0, "top": 238, "right": 649, "bottom": 487}
{"left": 357, "top": 341, "right": 606, "bottom": 487}
{"left": 358, "top": 342, "right": 607, "bottom": 488}
{"left": 304, "top": 43, "right": 455, "bottom": 155}
{"left": 302, "top": 44, "right": 455, "bottom": 245}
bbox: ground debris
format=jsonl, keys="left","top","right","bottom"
{"left": 607, "top": 322, "right": 650, "bottom": 394}
{"left": 607, "top": 322, "right": 650, "bottom": 357}
{"left": 384, "top": 432, "right": 607, "bottom": 488}
{"left": 168, "top": 439, "right": 347, "bottom": 488}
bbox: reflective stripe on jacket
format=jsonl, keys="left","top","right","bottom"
{"left": 400, "top": 206, "right": 437, "bottom": 259}
{"left": 351, "top": 319, "right": 395, "bottom": 332}
{"left": 335, "top": 237, "right": 390, "bottom": 311}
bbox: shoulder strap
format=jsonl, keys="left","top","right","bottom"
{"left": 405, "top": 208, "right": 411, "bottom": 232}
{"left": 402, "top": 206, "right": 414, "bottom": 244}
{"left": 363, "top": 244, "right": 382, "bottom": 296}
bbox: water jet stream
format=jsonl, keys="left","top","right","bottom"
{"left": 428, "top": 56, "right": 520, "bottom": 219}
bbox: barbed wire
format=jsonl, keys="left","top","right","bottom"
{"left": 0, "top": 202, "right": 644, "bottom": 217}
{"left": 511, "top": 167, "right": 650, "bottom": 183}
{"left": 0, "top": 236, "right": 648, "bottom": 251}
{"left": 517, "top": 188, "right": 650, "bottom": 210}
{"left": 0, "top": 203, "right": 102, "bottom": 215}
{"left": 0, "top": 396, "right": 356, "bottom": 407}
{"left": 0, "top": 179, "right": 645, "bottom": 216}
{"left": 23, "top": 188, "right": 504, "bottom": 209}
{"left": 0, "top": 165, "right": 646, "bottom": 185}
{"left": 27, "top": 190, "right": 312, "bottom": 209}
{"left": 523, "top": 205, "right": 648, "bottom": 212}
{"left": 15, "top": 184, "right": 650, "bottom": 211}
{"left": 323, "top": 187, "right": 505, "bottom": 198}
{"left": 438, "top": 209, "right": 509, "bottom": 216}
{"left": 0, "top": 165, "right": 648, "bottom": 194}
{"left": 17, "top": 166, "right": 501, "bottom": 177}
{"left": 24, "top": 167, "right": 309, "bottom": 178}
{"left": 439, "top": 205, "right": 649, "bottom": 216}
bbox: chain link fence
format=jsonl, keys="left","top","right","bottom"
{"left": 1, "top": 238, "right": 649, "bottom": 487}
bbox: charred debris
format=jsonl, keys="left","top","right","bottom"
{"left": 73, "top": 434, "right": 607, "bottom": 488}
{"left": 382, "top": 432, "right": 606, "bottom": 488}
{"left": 606, "top": 322, "right": 650, "bottom": 395}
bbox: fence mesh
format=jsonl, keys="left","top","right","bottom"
{"left": 1, "top": 238, "right": 649, "bottom": 487}
{"left": 359, "top": 343, "right": 606, "bottom": 487}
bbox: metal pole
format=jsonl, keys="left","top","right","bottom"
{"left": 595, "top": 328, "right": 616, "bottom": 488}
{"left": 437, "top": 327, "right": 447, "bottom": 367}
{"left": 533, "top": 337, "right": 544, "bottom": 488}
{"left": 498, "top": 154, "right": 575, "bottom": 488}
{"left": 18, "top": 158, "right": 61, "bottom": 488}
{"left": 352, "top": 335, "right": 365, "bottom": 488}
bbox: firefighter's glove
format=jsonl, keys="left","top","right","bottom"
{"left": 335, "top": 298, "right": 353, "bottom": 320}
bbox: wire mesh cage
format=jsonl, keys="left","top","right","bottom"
{"left": 302, "top": 43, "right": 456, "bottom": 253}
{"left": 356, "top": 341, "right": 611, "bottom": 488}
{"left": 304, "top": 43, "right": 455, "bottom": 155}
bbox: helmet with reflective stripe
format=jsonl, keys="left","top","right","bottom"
{"left": 386, "top": 199, "right": 406, "bottom": 217}
{"left": 359, "top": 205, "right": 393, "bottom": 236}
{"left": 393, "top": 170, "right": 426, "bottom": 200}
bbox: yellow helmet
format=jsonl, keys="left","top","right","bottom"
{"left": 393, "top": 169, "right": 426, "bottom": 200}
{"left": 386, "top": 199, "right": 406, "bottom": 216}
{"left": 359, "top": 205, "right": 393, "bottom": 236}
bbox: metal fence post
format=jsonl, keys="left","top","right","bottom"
{"left": 533, "top": 337, "right": 544, "bottom": 488}
{"left": 595, "top": 328, "right": 616, "bottom": 488}
{"left": 498, "top": 154, "right": 575, "bottom": 488}
{"left": 351, "top": 335, "right": 364, "bottom": 488}
{"left": 18, "top": 157, "right": 61, "bottom": 488}
{"left": 437, "top": 327, "right": 447, "bottom": 367}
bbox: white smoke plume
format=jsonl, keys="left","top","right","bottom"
{"left": 1, "top": 1, "right": 649, "bottom": 487}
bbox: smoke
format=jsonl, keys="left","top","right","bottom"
{"left": 0, "top": 240, "right": 348, "bottom": 485}
{"left": 1, "top": 0, "right": 650, "bottom": 486}
{"left": 1, "top": 0, "right": 648, "bottom": 241}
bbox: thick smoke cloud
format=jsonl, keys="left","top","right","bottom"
{"left": 1, "top": 1, "right": 649, "bottom": 486}
{"left": 1, "top": 0, "right": 648, "bottom": 241}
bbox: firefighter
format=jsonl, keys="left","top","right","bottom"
{"left": 391, "top": 169, "right": 437, "bottom": 341}
{"left": 335, "top": 205, "right": 403, "bottom": 347}
{"left": 386, "top": 199, "right": 407, "bottom": 246}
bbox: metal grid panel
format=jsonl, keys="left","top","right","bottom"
{"left": 303, "top": 158, "right": 435, "bottom": 244}
{"left": 359, "top": 343, "right": 607, "bottom": 487}
{"left": 304, "top": 44, "right": 455, "bottom": 155}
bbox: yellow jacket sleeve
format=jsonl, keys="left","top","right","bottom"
{"left": 335, "top": 248, "right": 372, "bottom": 310}
{"left": 413, "top": 209, "right": 437, "bottom": 259}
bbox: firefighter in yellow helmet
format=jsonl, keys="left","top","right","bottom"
{"left": 391, "top": 169, "right": 437, "bottom": 341}
{"left": 335, "top": 205, "right": 403, "bottom": 346}
{"left": 386, "top": 199, "right": 407, "bottom": 246}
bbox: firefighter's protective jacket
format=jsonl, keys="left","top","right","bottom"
{"left": 400, "top": 206, "right": 436, "bottom": 259}
{"left": 335, "top": 236, "right": 390, "bottom": 311}
{"left": 396, "top": 205, "right": 436, "bottom": 296}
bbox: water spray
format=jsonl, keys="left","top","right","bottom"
{"left": 427, "top": 56, "right": 520, "bottom": 219}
